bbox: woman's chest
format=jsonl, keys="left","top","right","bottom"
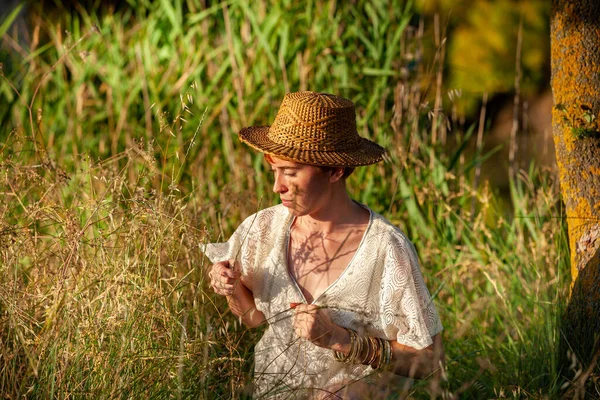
{"left": 287, "top": 231, "right": 363, "bottom": 303}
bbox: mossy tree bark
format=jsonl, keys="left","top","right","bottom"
{"left": 551, "top": 0, "right": 600, "bottom": 386}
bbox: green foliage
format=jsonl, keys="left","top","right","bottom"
{"left": 0, "top": 2, "right": 24, "bottom": 37}
{"left": 450, "top": 0, "right": 549, "bottom": 113}
{"left": 415, "top": 0, "right": 550, "bottom": 116}
{"left": 555, "top": 103, "right": 600, "bottom": 140}
{"left": 0, "top": 1, "right": 573, "bottom": 398}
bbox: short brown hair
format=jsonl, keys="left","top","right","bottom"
{"left": 319, "top": 166, "right": 355, "bottom": 179}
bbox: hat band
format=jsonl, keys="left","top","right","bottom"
{"left": 267, "top": 126, "right": 362, "bottom": 151}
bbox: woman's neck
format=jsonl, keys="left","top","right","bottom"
{"left": 296, "top": 191, "right": 368, "bottom": 235}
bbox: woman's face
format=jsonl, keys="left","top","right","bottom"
{"left": 267, "top": 156, "right": 337, "bottom": 216}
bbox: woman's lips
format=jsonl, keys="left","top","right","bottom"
{"left": 281, "top": 199, "right": 293, "bottom": 206}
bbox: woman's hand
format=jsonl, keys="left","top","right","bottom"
{"left": 208, "top": 260, "right": 266, "bottom": 328}
{"left": 208, "top": 260, "right": 241, "bottom": 296}
{"left": 292, "top": 304, "right": 348, "bottom": 351}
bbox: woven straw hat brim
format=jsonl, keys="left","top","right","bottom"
{"left": 239, "top": 126, "right": 386, "bottom": 167}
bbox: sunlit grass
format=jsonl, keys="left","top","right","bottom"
{"left": 0, "top": 1, "right": 572, "bottom": 398}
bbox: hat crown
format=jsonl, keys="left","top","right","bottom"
{"left": 268, "top": 91, "right": 360, "bottom": 151}
{"left": 238, "top": 91, "right": 385, "bottom": 167}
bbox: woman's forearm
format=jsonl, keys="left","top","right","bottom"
{"left": 227, "top": 281, "right": 266, "bottom": 328}
{"left": 291, "top": 304, "right": 444, "bottom": 379}
{"left": 388, "top": 334, "right": 444, "bottom": 379}
{"left": 328, "top": 326, "right": 444, "bottom": 379}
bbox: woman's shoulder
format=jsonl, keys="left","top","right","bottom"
{"left": 239, "top": 204, "right": 291, "bottom": 232}
{"left": 364, "top": 208, "right": 425, "bottom": 275}
{"left": 247, "top": 203, "right": 289, "bottom": 220}
{"left": 366, "top": 208, "right": 410, "bottom": 244}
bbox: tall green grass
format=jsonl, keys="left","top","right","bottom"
{"left": 1, "top": 1, "right": 571, "bottom": 398}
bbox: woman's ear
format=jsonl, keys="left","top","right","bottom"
{"left": 329, "top": 167, "right": 345, "bottom": 183}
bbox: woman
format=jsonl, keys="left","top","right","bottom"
{"left": 205, "top": 91, "right": 443, "bottom": 399}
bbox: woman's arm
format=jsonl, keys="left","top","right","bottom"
{"left": 330, "top": 325, "right": 444, "bottom": 379}
{"left": 293, "top": 304, "right": 444, "bottom": 379}
{"left": 388, "top": 333, "right": 444, "bottom": 378}
{"left": 227, "top": 277, "right": 266, "bottom": 328}
{"left": 209, "top": 260, "right": 266, "bottom": 328}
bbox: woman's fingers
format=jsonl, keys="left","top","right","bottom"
{"left": 211, "top": 278, "right": 236, "bottom": 294}
{"left": 295, "top": 304, "right": 317, "bottom": 312}
{"left": 221, "top": 269, "right": 241, "bottom": 280}
{"left": 214, "top": 261, "right": 240, "bottom": 278}
{"left": 211, "top": 275, "right": 236, "bottom": 290}
{"left": 292, "top": 304, "right": 317, "bottom": 336}
{"left": 209, "top": 260, "right": 241, "bottom": 296}
{"left": 292, "top": 305, "right": 337, "bottom": 348}
{"left": 214, "top": 286, "right": 235, "bottom": 295}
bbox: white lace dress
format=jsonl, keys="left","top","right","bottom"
{"left": 203, "top": 204, "right": 443, "bottom": 399}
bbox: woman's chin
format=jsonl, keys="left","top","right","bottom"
{"left": 284, "top": 205, "right": 300, "bottom": 215}
{"left": 282, "top": 202, "right": 307, "bottom": 216}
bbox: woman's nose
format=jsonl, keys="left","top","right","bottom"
{"left": 272, "top": 174, "right": 287, "bottom": 193}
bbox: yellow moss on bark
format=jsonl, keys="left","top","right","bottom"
{"left": 551, "top": 0, "right": 600, "bottom": 279}
{"left": 552, "top": 0, "right": 600, "bottom": 375}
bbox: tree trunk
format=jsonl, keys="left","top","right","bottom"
{"left": 551, "top": 0, "right": 600, "bottom": 384}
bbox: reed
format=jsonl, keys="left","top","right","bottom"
{"left": 1, "top": 1, "right": 569, "bottom": 398}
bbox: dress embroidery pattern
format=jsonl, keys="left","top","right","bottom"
{"left": 203, "top": 205, "right": 443, "bottom": 398}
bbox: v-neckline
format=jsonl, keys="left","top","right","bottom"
{"left": 283, "top": 205, "right": 373, "bottom": 305}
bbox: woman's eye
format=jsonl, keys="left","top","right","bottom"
{"left": 269, "top": 168, "right": 296, "bottom": 177}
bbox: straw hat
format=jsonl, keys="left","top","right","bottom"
{"left": 239, "top": 91, "right": 386, "bottom": 167}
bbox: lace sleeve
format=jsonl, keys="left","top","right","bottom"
{"left": 379, "top": 235, "right": 443, "bottom": 350}
{"left": 200, "top": 212, "right": 261, "bottom": 278}
{"left": 200, "top": 206, "right": 287, "bottom": 282}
